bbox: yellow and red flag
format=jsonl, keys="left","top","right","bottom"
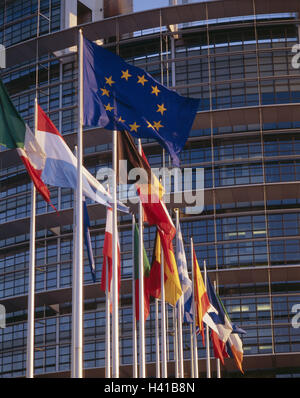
{"left": 149, "top": 229, "right": 182, "bottom": 306}
{"left": 193, "top": 248, "right": 211, "bottom": 345}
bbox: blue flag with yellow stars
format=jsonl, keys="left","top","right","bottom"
{"left": 83, "top": 37, "right": 199, "bottom": 166}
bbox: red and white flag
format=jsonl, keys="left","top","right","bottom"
{"left": 100, "top": 207, "right": 121, "bottom": 301}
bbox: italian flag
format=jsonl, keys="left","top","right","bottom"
{"left": 133, "top": 223, "right": 151, "bottom": 321}
{"left": 0, "top": 79, "right": 52, "bottom": 206}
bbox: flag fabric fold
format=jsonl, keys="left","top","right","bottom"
{"left": 192, "top": 248, "right": 219, "bottom": 344}
{"left": 83, "top": 200, "right": 96, "bottom": 283}
{"left": 133, "top": 223, "right": 151, "bottom": 321}
{"left": 100, "top": 207, "right": 121, "bottom": 304}
{"left": 176, "top": 221, "right": 193, "bottom": 323}
{"left": 150, "top": 229, "right": 182, "bottom": 307}
{"left": 117, "top": 129, "right": 174, "bottom": 238}
{"left": 37, "top": 105, "right": 128, "bottom": 213}
{"left": 203, "top": 274, "right": 245, "bottom": 372}
{"left": 226, "top": 332, "right": 244, "bottom": 374}
{"left": 206, "top": 276, "right": 232, "bottom": 363}
{"left": 0, "top": 79, "right": 53, "bottom": 207}
{"left": 83, "top": 37, "right": 200, "bottom": 166}
{"left": 117, "top": 130, "right": 177, "bottom": 277}
{"left": 216, "top": 289, "right": 246, "bottom": 373}
{"left": 148, "top": 231, "right": 162, "bottom": 300}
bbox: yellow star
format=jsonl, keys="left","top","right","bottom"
{"left": 151, "top": 85, "right": 160, "bottom": 96}
{"left": 121, "top": 69, "right": 132, "bottom": 81}
{"left": 137, "top": 75, "right": 148, "bottom": 86}
{"left": 105, "top": 103, "right": 114, "bottom": 112}
{"left": 157, "top": 103, "right": 167, "bottom": 116}
{"left": 100, "top": 88, "right": 110, "bottom": 97}
{"left": 129, "top": 122, "right": 140, "bottom": 132}
{"left": 153, "top": 120, "right": 163, "bottom": 131}
{"left": 105, "top": 76, "right": 115, "bottom": 86}
{"left": 118, "top": 116, "right": 125, "bottom": 123}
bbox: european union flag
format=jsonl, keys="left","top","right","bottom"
{"left": 83, "top": 37, "right": 200, "bottom": 166}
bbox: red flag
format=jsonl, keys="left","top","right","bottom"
{"left": 193, "top": 248, "right": 210, "bottom": 345}
{"left": 101, "top": 207, "right": 121, "bottom": 309}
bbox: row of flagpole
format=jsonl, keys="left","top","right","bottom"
{"left": 24, "top": 28, "right": 230, "bottom": 379}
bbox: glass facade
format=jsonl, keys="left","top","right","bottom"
{"left": 0, "top": 0, "right": 300, "bottom": 378}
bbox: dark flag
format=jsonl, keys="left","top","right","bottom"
{"left": 83, "top": 201, "right": 96, "bottom": 283}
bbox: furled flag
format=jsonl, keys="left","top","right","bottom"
{"left": 205, "top": 275, "right": 233, "bottom": 365}
{"left": 83, "top": 200, "right": 96, "bottom": 283}
{"left": 83, "top": 37, "right": 200, "bottom": 166}
{"left": 176, "top": 220, "right": 193, "bottom": 323}
{"left": 100, "top": 206, "right": 121, "bottom": 303}
{"left": 217, "top": 292, "right": 246, "bottom": 373}
{"left": 150, "top": 229, "right": 182, "bottom": 307}
{"left": 133, "top": 223, "right": 151, "bottom": 321}
{"left": 226, "top": 332, "right": 244, "bottom": 374}
{"left": 36, "top": 104, "right": 128, "bottom": 213}
{"left": 148, "top": 231, "right": 162, "bottom": 300}
{"left": 0, "top": 78, "right": 54, "bottom": 208}
{"left": 117, "top": 129, "right": 176, "bottom": 272}
{"left": 192, "top": 248, "right": 219, "bottom": 344}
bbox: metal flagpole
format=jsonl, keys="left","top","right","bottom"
{"left": 190, "top": 323, "right": 194, "bottom": 378}
{"left": 214, "top": 280, "right": 221, "bottom": 378}
{"left": 176, "top": 209, "right": 184, "bottom": 378}
{"left": 112, "top": 128, "right": 119, "bottom": 378}
{"left": 137, "top": 139, "right": 146, "bottom": 378}
{"left": 161, "top": 247, "right": 168, "bottom": 378}
{"left": 72, "top": 28, "right": 84, "bottom": 378}
{"left": 71, "top": 146, "right": 78, "bottom": 377}
{"left": 26, "top": 99, "right": 37, "bottom": 379}
{"left": 26, "top": 0, "right": 41, "bottom": 378}
{"left": 132, "top": 215, "right": 138, "bottom": 378}
{"left": 174, "top": 306, "right": 179, "bottom": 378}
{"left": 191, "top": 238, "right": 198, "bottom": 378}
{"left": 155, "top": 298, "right": 160, "bottom": 378}
{"left": 105, "top": 214, "right": 111, "bottom": 378}
{"left": 204, "top": 260, "right": 211, "bottom": 378}
{"left": 160, "top": 148, "right": 168, "bottom": 378}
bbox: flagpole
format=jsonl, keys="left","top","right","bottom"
{"left": 204, "top": 260, "right": 211, "bottom": 378}
{"left": 111, "top": 128, "right": 120, "bottom": 378}
{"left": 155, "top": 298, "right": 161, "bottom": 378}
{"left": 214, "top": 280, "right": 221, "bottom": 379}
{"left": 137, "top": 139, "right": 146, "bottom": 378}
{"left": 191, "top": 238, "right": 198, "bottom": 378}
{"left": 174, "top": 306, "right": 179, "bottom": 378}
{"left": 190, "top": 323, "right": 194, "bottom": 378}
{"left": 132, "top": 215, "right": 138, "bottom": 378}
{"left": 72, "top": 27, "right": 84, "bottom": 378}
{"left": 105, "top": 213, "right": 111, "bottom": 378}
{"left": 160, "top": 148, "right": 167, "bottom": 378}
{"left": 71, "top": 146, "right": 78, "bottom": 378}
{"left": 161, "top": 247, "right": 168, "bottom": 378}
{"left": 26, "top": 1, "right": 41, "bottom": 376}
{"left": 175, "top": 209, "right": 184, "bottom": 378}
{"left": 26, "top": 98, "right": 37, "bottom": 379}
